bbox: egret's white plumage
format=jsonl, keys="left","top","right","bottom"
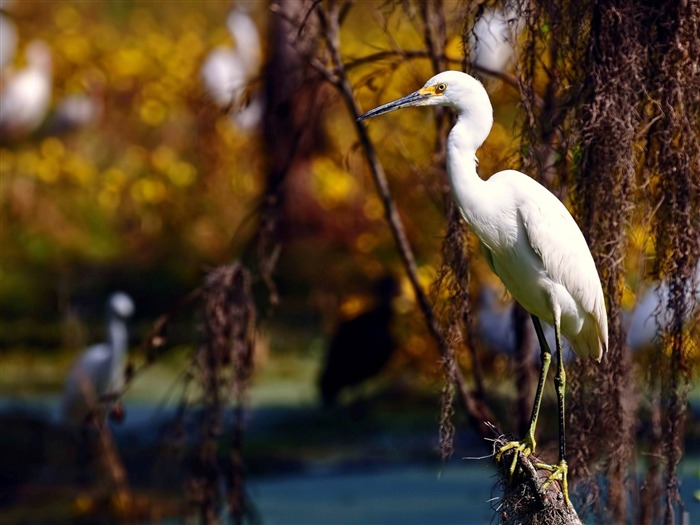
{"left": 359, "top": 70, "right": 608, "bottom": 505}
{"left": 201, "top": 48, "right": 247, "bottom": 108}
{"left": 61, "top": 292, "right": 134, "bottom": 425}
{"left": 224, "top": 8, "right": 262, "bottom": 76}
{"left": 0, "top": 40, "right": 52, "bottom": 139}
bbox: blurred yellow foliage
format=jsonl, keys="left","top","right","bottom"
{"left": 356, "top": 232, "right": 379, "bottom": 254}
{"left": 0, "top": 0, "right": 671, "bottom": 373}
{"left": 311, "top": 156, "right": 358, "bottom": 208}
{"left": 139, "top": 98, "right": 167, "bottom": 126}
{"left": 111, "top": 48, "right": 149, "bottom": 79}
{"left": 41, "top": 137, "right": 65, "bottom": 159}
{"left": 340, "top": 295, "right": 368, "bottom": 318}
{"left": 363, "top": 196, "right": 383, "bottom": 221}
{"left": 131, "top": 178, "right": 166, "bottom": 205}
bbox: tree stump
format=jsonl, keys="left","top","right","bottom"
{"left": 493, "top": 436, "right": 584, "bottom": 525}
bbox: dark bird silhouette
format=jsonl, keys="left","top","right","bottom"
{"left": 318, "top": 276, "right": 398, "bottom": 406}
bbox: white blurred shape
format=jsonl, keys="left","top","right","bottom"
{"left": 470, "top": 8, "right": 519, "bottom": 74}
{"left": 0, "top": 39, "right": 52, "bottom": 139}
{"left": 226, "top": 7, "right": 261, "bottom": 76}
{"left": 626, "top": 262, "right": 700, "bottom": 352}
{"left": 200, "top": 7, "right": 262, "bottom": 130}
{"left": 50, "top": 88, "right": 103, "bottom": 134}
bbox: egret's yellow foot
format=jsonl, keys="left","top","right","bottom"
{"left": 495, "top": 433, "right": 536, "bottom": 479}
{"left": 536, "top": 459, "right": 570, "bottom": 507}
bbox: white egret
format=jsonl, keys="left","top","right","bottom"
{"left": 0, "top": 40, "right": 52, "bottom": 140}
{"left": 200, "top": 6, "right": 262, "bottom": 131}
{"left": 61, "top": 292, "right": 134, "bottom": 425}
{"left": 358, "top": 71, "right": 608, "bottom": 505}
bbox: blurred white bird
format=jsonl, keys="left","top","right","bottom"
{"left": 626, "top": 262, "right": 700, "bottom": 352}
{"left": 201, "top": 7, "right": 262, "bottom": 130}
{"left": 61, "top": 292, "right": 134, "bottom": 425}
{"left": 0, "top": 39, "right": 52, "bottom": 140}
{"left": 470, "top": 8, "right": 519, "bottom": 75}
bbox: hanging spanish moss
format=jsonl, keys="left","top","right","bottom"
{"left": 432, "top": 201, "right": 478, "bottom": 460}
{"left": 508, "top": 0, "right": 592, "bottom": 190}
{"left": 502, "top": 0, "right": 631, "bottom": 517}
{"left": 640, "top": 1, "right": 700, "bottom": 524}
{"left": 417, "top": 0, "right": 491, "bottom": 460}
{"left": 188, "top": 263, "right": 256, "bottom": 525}
{"left": 568, "top": 1, "right": 643, "bottom": 520}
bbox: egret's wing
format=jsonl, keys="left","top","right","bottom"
{"left": 516, "top": 182, "right": 608, "bottom": 357}
{"left": 62, "top": 343, "right": 111, "bottom": 423}
{"left": 67, "top": 344, "right": 112, "bottom": 398}
{"left": 479, "top": 240, "right": 497, "bottom": 275}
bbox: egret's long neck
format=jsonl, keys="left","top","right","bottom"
{"left": 107, "top": 316, "right": 128, "bottom": 365}
{"left": 446, "top": 112, "right": 492, "bottom": 228}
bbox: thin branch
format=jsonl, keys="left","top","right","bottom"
{"left": 343, "top": 49, "right": 540, "bottom": 105}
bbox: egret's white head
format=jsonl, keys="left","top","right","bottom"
{"left": 358, "top": 71, "right": 493, "bottom": 126}
{"left": 108, "top": 292, "right": 134, "bottom": 319}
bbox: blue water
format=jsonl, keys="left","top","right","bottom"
{"left": 247, "top": 463, "right": 498, "bottom": 525}
{"left": 1, "top": 395, "right": 698, "bottom": 524}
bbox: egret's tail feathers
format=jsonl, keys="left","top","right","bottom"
{"left": 571, "top": 314, "right": 606, "bottom": 362}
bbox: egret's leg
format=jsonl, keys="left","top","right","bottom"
{"left": 536, "top": 319, "right": 571, "bottom": 506}
{"left": 496, "top": 315, "right": 552, "bottom": 475}
{"left": 527, "top": 316, "right": 554, "bottom": 447}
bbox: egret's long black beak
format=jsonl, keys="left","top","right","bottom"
{"left": 357, "top": 90, "right": 431, "bottom": 121}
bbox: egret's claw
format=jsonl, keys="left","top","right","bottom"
{"left": 495, "top": 434, "right": 536, "bottom": 479}
{"left": 536, "top": 459, "right": 570, "bottom": 507}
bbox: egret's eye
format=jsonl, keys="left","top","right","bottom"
{"left": 436, "top": 83, "right": 447, "bottom": 93}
